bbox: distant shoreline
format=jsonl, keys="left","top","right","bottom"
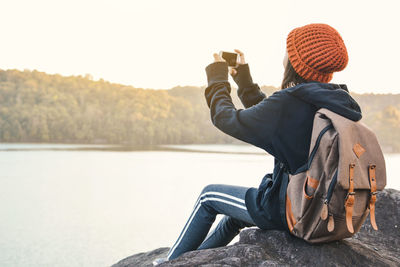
{"left": 0, "top": 143, "right": 397, "bottom": 154}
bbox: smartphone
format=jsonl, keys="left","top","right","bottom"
{"left": 219, "top": 51, "right": 238, "bottom": 67}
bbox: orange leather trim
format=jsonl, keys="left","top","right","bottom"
{"left": 369, "top": 165, "right": 377, "bottom": 193}
{"left": 327, "top": 214, "right": 335, "bottom": 232}
{"left": 345, "top": 164, "right": 355, "bottom": 233}
{"left": 321, "top": 203, "right": 328, "bottom": 220}
{"left": 369, "top": 165, "right": 378, "bottom": 230}
{"left": 345, "top": 194, "right": 355, "bottom": 233}
{"left": 353, "top": 143, "right": 366, "bottom": 158}
{"left": 286, "top": 195, "right": 297, "bottom": 232}
{"left": 349, "top": 164, "right": 355, "bottom": 193}
{"left": 307, "top": 175, "right": 319, "bottom": 189}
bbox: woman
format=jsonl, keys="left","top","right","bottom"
{"left": 154, "top": 23, "right": 361, "bottom": 265}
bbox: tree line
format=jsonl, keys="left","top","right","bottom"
{"left": 0, "top": 69, "right": 399, "bottom": 152}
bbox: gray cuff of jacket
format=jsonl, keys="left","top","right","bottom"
{"left": 205, "top": 62, "right": 229, "bottom": 86}
{"left": 233, "top": 64, "right": 254, "bottom": 88}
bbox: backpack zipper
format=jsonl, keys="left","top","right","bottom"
{"left": 307, "top": 124, "right": 334, "bottom": 169}
{"left": 325, "top": 169, "right": 338, "bottom": 204}
{"left": 321, "top": 170, "right": 338, "bottom": 222}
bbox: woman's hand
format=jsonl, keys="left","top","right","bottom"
{"left": 213, "top": 53, "right": 225, "bottom": 63}
{"left": 230, "top": 49, "right": 246, "bottom": 77}
{"left": 212, "top": 49, "right": 246, "bottom": 76}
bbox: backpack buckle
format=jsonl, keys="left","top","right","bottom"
{"left": 345, "top": 192, "right": 355, "bottom": 200}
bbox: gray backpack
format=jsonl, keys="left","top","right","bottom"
{"left": 285, "top": 108, "right": 386, "bottom": 243}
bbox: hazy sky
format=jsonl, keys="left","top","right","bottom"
{"left": 1, "top": 0, "right": 399, "bottom": 93}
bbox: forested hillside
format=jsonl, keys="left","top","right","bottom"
{"left": 0, "top": 69, "right": 399, "bottom": 152}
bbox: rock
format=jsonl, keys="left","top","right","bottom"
{"left": 353, "top": 189, "right": 400, "bottom": 263}
{"left": 112, "top": 189, "right": 400, "bottom": 267}
{"left": 112, "top": 247, "right": 169, "bottom": 267}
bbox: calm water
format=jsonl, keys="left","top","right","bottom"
{"left": 0, "top": 144, "right": 398, "bottom": 267}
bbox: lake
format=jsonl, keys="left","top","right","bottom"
{"left": 0, "top": 144, "right": 398, "bottom": 267}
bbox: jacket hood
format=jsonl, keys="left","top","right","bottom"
{"left": 285, "top": 82, "right": 362, "bottom": 121}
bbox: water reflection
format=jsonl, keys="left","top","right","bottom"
{"left": 0, "top": 143, "right": 266, "bottom": 155}
{"left": 0, "top": 144, "right": 398, "bottom": 267}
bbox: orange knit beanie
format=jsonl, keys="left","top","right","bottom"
{"left": 286, "top": 23, "right": 348, "bottom": 83}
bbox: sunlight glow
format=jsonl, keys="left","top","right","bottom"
{"left": 1, "top": 0, "right": 399, "bottom": 93}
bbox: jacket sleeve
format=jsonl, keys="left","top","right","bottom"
{"left": 205, "top": 62, "right": 282, "bottom": 154}
{"left": 232, "top": 64, "right": 266, "bottom": 108}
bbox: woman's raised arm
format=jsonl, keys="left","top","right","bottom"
{"left": 230, "top": 49, "right": 266, "bottom": 108}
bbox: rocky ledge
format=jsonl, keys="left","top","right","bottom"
{"left": 113, "top": 189, "right": 399, "bottom": 267}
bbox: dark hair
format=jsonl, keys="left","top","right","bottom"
{"left": 280, "top": 59, "right": 309, "bottom": 90}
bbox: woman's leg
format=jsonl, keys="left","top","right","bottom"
{"left": 166, "top": 184, "right": 255, "bottom": 260}
{"left": 197, "top": 214, "right": 252, "bottom": 250}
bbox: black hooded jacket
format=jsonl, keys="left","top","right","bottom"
{"left": 205, "top": 62, "right": 362, "bottom": 230}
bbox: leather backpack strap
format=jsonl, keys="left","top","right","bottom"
{"left": 345, "top": 163, "right": 355, "bottom": 233}
{"left": 368, "top": 164, "right": 378, "bottom": 230}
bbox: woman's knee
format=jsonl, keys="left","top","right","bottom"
{"left": 200, "top": 184, "right": 221, "bottom": 195}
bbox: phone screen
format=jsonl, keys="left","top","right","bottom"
{"left": 220, "top": 52, "right": 238, "bottom": 67}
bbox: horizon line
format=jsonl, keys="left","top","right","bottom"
{"left": 1, "top": 67, "right": 397, "bottom": 95}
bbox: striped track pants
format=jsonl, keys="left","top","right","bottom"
{"left": 167, "top": 184, "right": 255, "bottom": 260}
